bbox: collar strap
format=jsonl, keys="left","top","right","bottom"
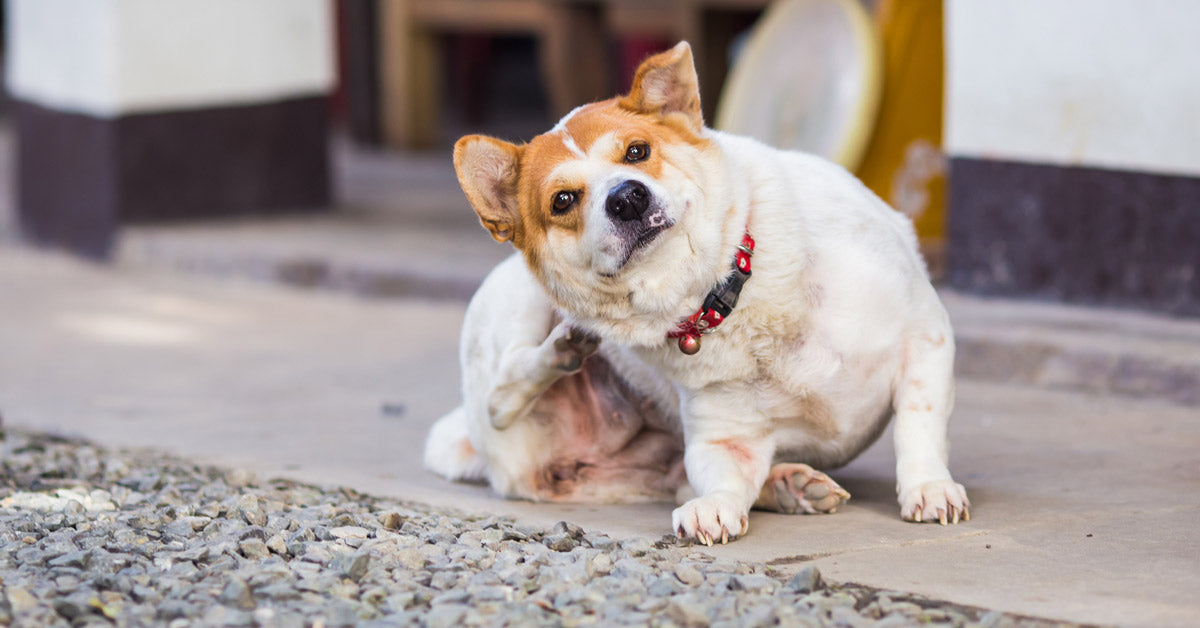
{"left": 667, "top": 231, "right": 755, "bottom": 354}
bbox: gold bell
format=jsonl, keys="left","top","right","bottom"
{"left": 678, "top": 334, "right": 701, "bottom": 355}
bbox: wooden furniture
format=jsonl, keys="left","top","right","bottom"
{"left": 377, "top": 0, "right": 770, "bottom": 148}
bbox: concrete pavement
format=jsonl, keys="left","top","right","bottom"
{"left": 2, "top": 245, "right": 1198, "bottom": 627}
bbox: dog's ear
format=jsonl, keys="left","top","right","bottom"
{"left": 454, "top": 135, "right": 524, "bottom": 244}
{"left": 621, "top": 41, "right": 702, "bottom": 132}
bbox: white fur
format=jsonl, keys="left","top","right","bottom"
{"left": 440, "top": 43, "right": 968, "bottom": 540}
{"left": 635, "top": 130, "right": 969, "bottom": 539}
{"left": 424, "top": 256, "right": 681, "bottom": 502}
{"left": 425, "top": 256, "right": 564, "bottom": 498}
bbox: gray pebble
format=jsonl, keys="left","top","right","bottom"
{"left": 157, "top": 599, "right": 194, "bottom": 621}
{"left": 266, "top": 533, "right": 289, "bottom": 556}
{"left": 258, "top": 582, "right": 302, "bottom": 601}
{"left": 329, "top": 525, "right": 370, "bottom": 540}
{"left": 787, "top": 564, "right": 824, "bottom": 593}
{"left": 666, "top": 594, "right": 712, "bottom": 627}
{"left": 336, "top": 552, "right": 371, "bottom": 582}
{"left": 236, "top": 496, "right": 267, "bottom": 527}
{"left": 622, "top": 538, "right": 654, "bottom": 556}
{"left": 299, "top": 543, "right": 333, "bottom": 565}
{"left": 543, "top": 532, "right": 578, "bottom": 552}
{"left": 51, "top": 594, "right": 93, "bottom": 621}
{"left": 219, "top": 579, "right": 256, "bottom": 611}
{"left": 730, "top": 573, "right": 778, "bottom": 594}
{"left": 831, "top": 605, "right": 876, "bottom": 628}
{"left": 238, "top": 539, "right": 270, "bottom": 561}
{"left": 393, "top": 547, "right": 426, "bottom": 571}
{"left": 673, "top": 563, "right": 705, "bottom": 587}
{"left": 584, "top": 532, "right": 615, "bottom": 550}
{"left": 47, "top": 549, "right": 91, "bottom": 569}
{"left": 381, "top": 512, "right": 404, "bottom": 530}
{"left": 646, "top": 576, "right": 681, "bottom": 597}
{"left": 239, "top": 526, "right": 269, "bottom": 542}
{"left": 424, "top": 604, "right": 468, "bottom": 628}
{"left": 429, "top": 570, "right": 462, "bottom": 591}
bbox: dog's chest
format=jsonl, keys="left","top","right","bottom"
{"left": 639, "top": 313, "right": 898, "bottom": 436}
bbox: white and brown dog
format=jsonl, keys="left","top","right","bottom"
{"left": 425, "top": 42, "right": 968, "bottom": 544}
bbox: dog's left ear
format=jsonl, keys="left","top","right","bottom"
{"left": 621, "top": 41, "right": 703, "bottom": 132}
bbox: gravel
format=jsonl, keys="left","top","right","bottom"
{"left": 0, "top": 428, "right": 1080, "bottom": 628}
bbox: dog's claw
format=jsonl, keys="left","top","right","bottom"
{"left": 721, "top": 528, "right": 728, "bottom": 544}
{"left": 952, "top": 508, "right": 960, "bottom": 525}
{"left": 740, "top": 517, "right": 749, "bottom": 536}
{"left": 939, "top": 509, "right": 948, "bottom": 526}
{"left": 914, "top": 509, "right": 923, "bottom": 523}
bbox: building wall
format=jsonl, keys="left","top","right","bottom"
{"left": 944, "top": 0, "right": 1200, "bottom": 315}
{"left": 945, "top": 0, "right": 1200, "bottom": 177}
{"left": 5, "top": 0, "right": 337, "bottom": 258}
{"left": 7, "top": 0, "right": 335, "bottom": 116}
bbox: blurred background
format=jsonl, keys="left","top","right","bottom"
{"left": 2, "top": 0, "right": 1198, "bottom": 317}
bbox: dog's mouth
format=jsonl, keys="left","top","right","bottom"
{"left": 632, "top": 222, "right": 669, "bottom": 252}
{"left": 601, "top": 219, "right": 673, "bottom": 277}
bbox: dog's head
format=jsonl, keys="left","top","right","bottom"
{"left": 455, "top": 43, "right": 730, "bottom": 334}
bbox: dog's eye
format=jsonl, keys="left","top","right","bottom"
{"left": 551, "top": 191, "right": 577, "bottom": 214}
{"left": 624, "top": 142, "right": 650, "bottom": 163}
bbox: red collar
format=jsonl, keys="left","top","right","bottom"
{"left": 667, "top": 231, "right": 755, "bottom": 354}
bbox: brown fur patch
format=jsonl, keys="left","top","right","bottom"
{"left": 709, "top": 438, "right": 756, "bottom": 467}
{"left": 791, "top": 394, "right": 840, "bottom": 440}
{"left": 513, "top": 99, "right": 711, "bottom": 272}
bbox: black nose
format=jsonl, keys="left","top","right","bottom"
{"left": 605, "top": 180, "right": 651, "bottom": 222}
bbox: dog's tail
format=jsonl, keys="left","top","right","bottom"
{"left": 423, "top": 406, "right": 487, "bottom": 482}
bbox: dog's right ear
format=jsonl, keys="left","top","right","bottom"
{"left": 454, "top": 135, "right": 523, "bottom": 243}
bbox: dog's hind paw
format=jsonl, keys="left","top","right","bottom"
{"left": 550, "top": 323, "right": 600, "bottom": 372}
{"left": 755, "top": 463, "right": 850, "bottom": 514}
{"left": 424, "top": 407, "right": 486, "bottom": 482}
{"left": 899, "top": 479, "right": 970, "bottom": 525}
{"left": 672, "top": 491, "right": 750, "bottom": 545}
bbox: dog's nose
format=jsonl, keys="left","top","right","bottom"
{"left": 605, "top": 180, "right": 650, "bottom": 221}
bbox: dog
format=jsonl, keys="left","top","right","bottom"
{"left": 425, "top": 42, "right": 968, "bottom": 544}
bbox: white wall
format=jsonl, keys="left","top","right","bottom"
{"left": 6, "top": 0, "right": 336, "bottom": 117}
{"left": 945, "top": 0, "right": 1200, "bottom": 177}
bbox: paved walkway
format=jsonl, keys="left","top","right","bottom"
{"left": 1, "top": 139, "right": 1198, "bottom": 626}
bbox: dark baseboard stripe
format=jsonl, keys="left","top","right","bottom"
{"left": 947, "top": 157, "right": 1200, "bottom": 317}
{"left": 16, "top": 96, "right": 331, "bottom": 259}
{"left": 16, "top": 100, "right": 120, "bottom": 258}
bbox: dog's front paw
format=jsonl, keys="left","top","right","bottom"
{"left": 550, "top": 323, "right": 600, "bottom": 372}
{"left": 672, "top": 491, "right": 749, "bottom": 545}
{"left": 899, "top": 479, "right": 970, "bottom": 525}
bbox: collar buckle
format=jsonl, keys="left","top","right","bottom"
{"left": 668, "top": 231, "right": 754, "bottom": 354}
